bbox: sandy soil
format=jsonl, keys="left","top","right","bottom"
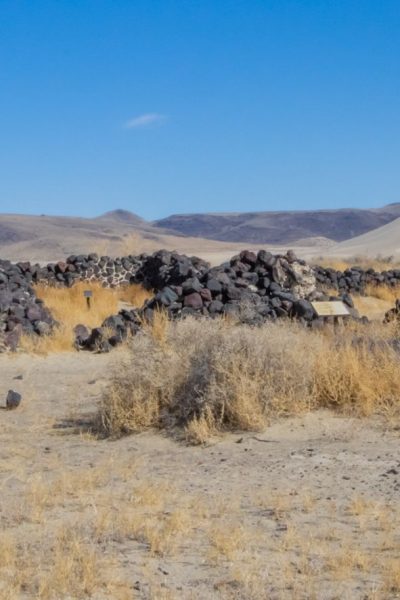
{"left": 327, "top": 217, "right": 400, "bottom": 259}
{"left": 1, "top": 351, "right": 400, "bottom": 599}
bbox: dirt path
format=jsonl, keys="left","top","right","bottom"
{"left": 1, "top": 352, "right": 400, "bottom": 599}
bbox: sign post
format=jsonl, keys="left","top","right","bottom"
{"left": 84, "top": 290, "right": 93, "bottom": 310}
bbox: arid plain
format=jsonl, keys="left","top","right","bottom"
{"left": 2, "top": 210, "right": 400, "bottom": 599}
{"left": 2, "top": 340, "right": 400, "bottom": 599}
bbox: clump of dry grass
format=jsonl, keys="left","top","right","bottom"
{"left": 364, "top": 283, "right": 400, "bottom": 304}
{"left": 185, "top": 407, "right": 217, "bottom": 445}
{"left": 141, "top": 308, "right": 170, "bottom": 346}
{"left": 36, "top": 527, "right": 102, "bottom": 599}
{"left": 208, "top": 524, "right": 248, "bottom": 561}
{"left": 313, "top": 335, "right": 400, "bottom": 416}
{"left": 118, "top": 283, "right": 153, "bottom": 307}
{"left": 99, "top": 317, "right": 400, "bottom": 443}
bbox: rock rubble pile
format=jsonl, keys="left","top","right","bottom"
{"left": 142, "top": 249, "right": 324, "bottom": 324}
{"left": 74, "top": 309, "right": 142, "bottom": 353}
{"left": 0, "top": 259, "right": 56, "bottom": 351}
{"left": 75, "top": 250, "right": 358, "bottom": 352}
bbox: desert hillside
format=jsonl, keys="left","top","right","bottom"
{"left": 0, "top": 212, "right": 248, "bottom": 264}
{"left": 153, "top": 204, "right": 400, "bottom": 244}
{"left": 3, "top": 204, "right": 400, "bottom": 264}
{"left": 0, "top": 211, "right": 333, "bottom": 264}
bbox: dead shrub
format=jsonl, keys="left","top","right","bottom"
{"left": 99, "top": 319, "right": 319, "bottom": 439}
{"left": 99, "top": 334, "right": 185, "bottom": 435}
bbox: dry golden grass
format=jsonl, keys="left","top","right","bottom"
{"left": 185, "top": 407, "right": 216, "bottom": 445}
{"left": 36, "top": 527, "right": 102, "bottom": 599}
{"left": 0, "top": 455, "right": 144, "bottom": 599}
{"left": 2, "top": 433, "right": 400, "bottom": 599}
{"left": 36, "top": 281, "right": 120, "bottom": 328}
{"left": 353, "top": 294, "right": 393, "bottom": 321}
{"left": 382, "top": 559, "right": 400, "bottom": 595}
{"left": 365, "top": 282, "right": 400, "bottom": 304}
{"left": 100, "top": 317, "right": 400, "bottom": 442}
{"left": 208, "top": 524, "right": 248, "bottom": 561}
{"left": 312, "top": 335, "right": 400, "bottom": 416}
{"left": 20, "top": 281, "right": 151, "bottom": 354}
{"left": 0, "top": 528, "right": 112, "bottom": 600}
{"left": 314, "top": 255, "right": 400, "bottom": 271}
{"left": 118, "top": 282, "right": 153, "bottom": 307}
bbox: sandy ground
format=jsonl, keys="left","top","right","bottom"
{"left": 1, "top": 351, "right": 400, "bottom": 599}
{"left": 326, "top": 217, "right": 400, "bottom": 259}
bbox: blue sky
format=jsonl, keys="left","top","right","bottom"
{"left": 0, "top": 1, "right": 399, "bottom": 220}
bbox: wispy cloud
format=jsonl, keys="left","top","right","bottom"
{"left": 125, "top": 113, "right": 166, "bottom": 129}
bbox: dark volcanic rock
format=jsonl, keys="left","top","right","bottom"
{"left": 6, "top": 389, "right": 22, "bottom": 409}
{"left": 183, "top": 292, "right": 203, "bottom": 310}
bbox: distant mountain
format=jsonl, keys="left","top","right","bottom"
{"left": 153, "top": 204, "right": 400, "bottom": 244}
{"left": 0, "top": 212, "right": 265, "bottom": 264}
{"left": 0, "top": 212, "right": 171, "bottom": 262}
{"left": 2, "top": 203, "right": 400, "bottom": 263}
{"left": 96, "top": 209, "right": 147, "bottom": 226}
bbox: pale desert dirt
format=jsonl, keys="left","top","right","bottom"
{"left": 326, "top": 217, "right": 400, "bottom": 259}
{"left": 1, "top": 351, "right": 400, "bottom": 599}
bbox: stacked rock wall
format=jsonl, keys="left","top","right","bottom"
{"left": 314, "top": 265, "right": 400, "bottom": 294}
{"left": 9, "top": 253, "right": 144, "bottom": 288}
{"left": 2, "top": 249, "right": 400, "bottom": 352}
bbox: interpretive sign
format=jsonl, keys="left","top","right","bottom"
{"left": 311, "top": 301, "right": 350, "bottom": 317}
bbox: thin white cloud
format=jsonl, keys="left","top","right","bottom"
{"left": 125, "top": 113, "right": 166, "bottom": 129}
